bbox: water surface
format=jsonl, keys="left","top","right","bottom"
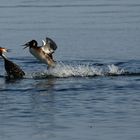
{"left": 0, "top": 0, "right": 140, "bottom": 140}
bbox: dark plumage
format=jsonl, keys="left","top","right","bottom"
{"left": 3, "top": 57, "right": 25, "bottom": 79}
{"left": 0, "top": 47, "right": 25, "bottom": 79}
{"left": 45, "top": 37, "right": 57, "bottom": 51}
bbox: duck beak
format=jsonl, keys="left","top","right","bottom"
{"left": 22, "top": 42, "right": 29, "bottom": 49}
{"left": 23, "top": 45, "right": 29, "bottom": 49}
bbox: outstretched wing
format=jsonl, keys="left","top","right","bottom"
{"left": 46, "top": 37, "right": 57, "bottom": 50}
{"left": 42, "top": 37, "right": 57, "bottom": 54}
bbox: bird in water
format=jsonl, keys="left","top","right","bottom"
{"left": 23, "top": 37, "right": 57, "bottom": 68}
{"left": 0, "top": 47, "right": 25, "bottom": 79}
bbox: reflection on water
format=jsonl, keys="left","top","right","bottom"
{"left": 34, "top": 78, "right": 56, "bottom": 91}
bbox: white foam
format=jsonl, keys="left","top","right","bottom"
{"left": 49, "top": 63, "right": 103, "bottom": 77}
{"left": 25, "top": 63, "right": 126, "bottom": 79}
{"left": 108, "top": 64, "right": 125, "bottom": 75}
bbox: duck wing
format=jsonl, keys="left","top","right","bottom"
{"left": 42, "top": 37, "right": 57, "bottom": 54}
{"left": 46, "top": 37, "right": 57, "bottom": 50}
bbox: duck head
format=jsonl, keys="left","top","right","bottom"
{"left": 0, "top": 47, "right": 8, "bottom": 56}
{"left": 23, "top": 40, "right": 38, "bottom": 49}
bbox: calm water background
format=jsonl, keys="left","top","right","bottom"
{"left": 0, "top": 0, "right": 140, "bottom": 140}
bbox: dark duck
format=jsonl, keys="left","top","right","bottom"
{"left": 23, "top": 37, "right": 57, "bottom": 68}
{"left": 0, "top": 47, "right": 25, "bottom": 79}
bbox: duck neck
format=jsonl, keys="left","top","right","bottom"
{"left": 1, "top": 54, "right": 8, "bottom": 60}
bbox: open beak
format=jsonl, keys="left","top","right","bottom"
{"left": 22, "top": 42, "right": 29, "bottom": 49}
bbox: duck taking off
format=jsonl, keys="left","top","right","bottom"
{"left": 0, "top": 47, "right": 25, "bottom": 79}
{"left": 23, "top": 37, "right": 57, "bottom": 68}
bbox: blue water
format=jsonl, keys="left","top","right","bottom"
{"left": 0, "top": 0, "right": 140, "bottom": 140}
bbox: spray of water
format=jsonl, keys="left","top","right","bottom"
{"left": 108, "top": 64, "right": 125, "bottom": 75}
{"left": 26, "top": 62, "right": 126, "bottom": 79}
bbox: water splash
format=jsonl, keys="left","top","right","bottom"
{"left": 28, "top": 63, "right": 127, "bottom": 79}
{"left": 47, "top": 63, "right": 103, "bottom": 77}
{"left": 108, "top": 64, "right": 126, "bottom": 75}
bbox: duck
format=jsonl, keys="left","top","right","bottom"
{"left": 23, "top": 37, "right": 57, "bottom": 68}
{"left": 0, "top": 47, "right": 25, "bottom": 79}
